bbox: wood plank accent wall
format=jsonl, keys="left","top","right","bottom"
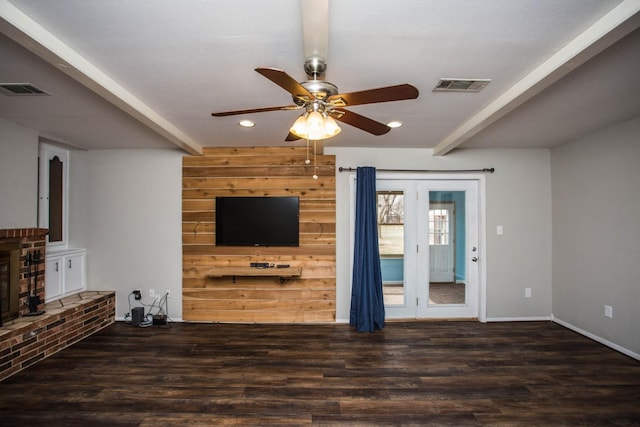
{"left": 182, "top": 147, "right": 336, "bottom": 322}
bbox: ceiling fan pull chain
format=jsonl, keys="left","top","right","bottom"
{"left": 313, "top": 140, "right": 319, "bottom": 180}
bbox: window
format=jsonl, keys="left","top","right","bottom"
{"left": 429, "top": 208, "right": 449, "bottom": 245}
{"left": 38, "top": 143, "right": 68, "bottom": 248}
{"left": 377, "top": 191, "right": 406, "bottom": 306}
{"left": 377, "top": 191, "right": 404, "bottom": 256}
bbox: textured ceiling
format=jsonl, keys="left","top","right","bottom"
{"left": 1, "top": 0, "right": 639, "bottom": 154}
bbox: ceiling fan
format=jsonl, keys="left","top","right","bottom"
{"left": 212, "top": 0, "right": 418, "bottom": 142}
{"left": 211, "top": 58, "right": 419, "bottom": 141}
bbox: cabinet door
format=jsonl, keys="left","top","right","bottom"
{"left": 64, "top": 253, "right": 85, "bottom": 293}
{"left": 45, "top": 257, "right": 63, "bottom": 302}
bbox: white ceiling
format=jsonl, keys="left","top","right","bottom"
{"left": 1, "top": 0, "right": 639, "bottom": 155}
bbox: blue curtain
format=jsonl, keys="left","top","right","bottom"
{"left": 350, "top": 167, "right": 385, "bottom": 332}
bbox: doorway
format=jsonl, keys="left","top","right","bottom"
{"left": 376, "top": 177, "right": 482, "bottom": 320}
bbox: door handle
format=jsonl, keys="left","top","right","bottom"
{"left": 471, "top": 257, "right": 478, "bottom": 262}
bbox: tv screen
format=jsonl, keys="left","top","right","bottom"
{"left": 215, "top": 196, "right": 299, "bottom": 247}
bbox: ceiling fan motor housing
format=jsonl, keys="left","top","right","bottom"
{"left": 296, "top": 80, "right": 339, "bottom": 106}
{"left": 304, "top": 57, "right": 327, "bottom": 79}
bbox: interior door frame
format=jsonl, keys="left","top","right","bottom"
{"left": 349, "top": 172, "right": 487, "bottom": 322}
{"left": 417, "top": 179, "right": 479, "bottom": 319}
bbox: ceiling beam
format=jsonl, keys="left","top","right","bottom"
{"left": 0, "top": 0, "right": 203, "bottom": 155}
{"left": 432, "top": 0, "right": 640, "bottom": 156}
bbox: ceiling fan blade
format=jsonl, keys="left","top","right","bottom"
{"left": 331, "top": 108, "right": 391, "bottom": 136}
{"left": 328, "top": 84, "right": 419, "bottom": 107}
{"left": 255, "top": 68, "right": 313, "bottom": 100}
{"left": 285, "top": 132, "right": 301, "bottom": 142}
{"left": 211, "top": 105, "right": 299, "bottom": 117}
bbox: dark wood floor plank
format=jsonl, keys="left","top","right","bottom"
{"left": 0, "top": 321, "right": 639, "bottom": 426}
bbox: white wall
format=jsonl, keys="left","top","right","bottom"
{"left": 551, "top": 115, "right": 640, "bottom": 356}
{"left": 0, "top": 117, "right": 39, "bottom": 228}
{"left": 326, "top": 147, "right": 552, "bottom": 322}
{"left": 77, "top": 149, "right": 184, "bottom": 320}
{"left": 0, "top": 118, "right": 184, "bottom": 320}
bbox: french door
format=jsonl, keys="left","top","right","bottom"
{"left": 377, "top": 178, "right": 481, "bottom": 319}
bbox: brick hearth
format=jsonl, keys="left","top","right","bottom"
{"left": 0, "top": 291, "right": 115, "bottom": 381}
{"left": 0, "top": 229, "right": 115, "bottom": 381}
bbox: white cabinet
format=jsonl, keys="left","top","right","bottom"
{"left": 45, "top": 249, "right": 86, "bottom": 302}
{"left": 45, "top": 257, "right": 62, "bottom": 300}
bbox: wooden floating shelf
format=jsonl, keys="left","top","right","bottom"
{"left": 208, "top": 266, "right": 302, "bottom": 283}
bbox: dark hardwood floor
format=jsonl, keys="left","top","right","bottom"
{"left": 1, "top": 321, "right": 639, "bottom": 426}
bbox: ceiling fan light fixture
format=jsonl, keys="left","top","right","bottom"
{"left": 387, "top": 121, "right": 402, "bottom": 128}
{"left": 306, "top": 110, "right": 325, "bottom": 140}
{"left": 291, "top": 114, "right": 308, "bottom": 135}
{"left": 289, "top": 110, "right": 341, "bottom": 140}
{"left": 238, "top": 119, "right": 255, "bottom": 127}
{"left": 323, "top": 114, "right": 341, "bottom": 136}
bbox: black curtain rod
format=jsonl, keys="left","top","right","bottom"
{"left": 338, "top": 167, "right": 495, "bottom": 174}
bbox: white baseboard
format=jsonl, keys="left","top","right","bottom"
{"left": 552, "top": 315, "right": 639, "bottom": 361}
{"left": 485, "top": 316, "right": 552, "bottom": 322}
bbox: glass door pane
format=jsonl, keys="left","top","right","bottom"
{"left": 417, "top": 180, "right": 478, "bottom": 319}
{"left": 428, "top": 192, "right": 466, "bottom": 305}
{"left": 377, "top": 191, "right": 405, "bottom": 306}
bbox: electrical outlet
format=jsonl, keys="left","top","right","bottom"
{"left": 605, "top": 305, "right": 613, "bottom": 319}
{"left": 133, "top": 289, "right": 142, "bottom": 300}
{"left": 149, "top": 289, "right": 156, "bottom": 298}
{"left": 525, "top": 288, "right": 532, "bottom": 298}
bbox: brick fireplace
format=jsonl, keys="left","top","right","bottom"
{"left": 0, "top": 228, "right": 47, "bottom": 325}
{"left": 0, "top": 228, "right": 116, "bottom": 381}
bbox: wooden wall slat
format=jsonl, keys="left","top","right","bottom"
{"left": 183, "top": 154, "right": 335, "bottom": 167}
{"left": 181, "top": 234, "right": 336, "bottom": 246}
{"left": 182, "top": 188, "right": 336, "bottom": 199}
{"left": 182, "top": 146, "right": 336, "bottom": 322}
{"left": 183, "top": 266, "right": 336, "bottom": 280}
{"left": 182, "top": 176, "right": 335, "bottom": 190}
{"left": 183, "top": 245, "right": 336, "bottom": 256}
{"left": 199, "top": 146, "right": 315, "bottom": 156}
{"left": 182, "top": 277, "right": 335, "bottom": 292}
{"left": 183, "top": 165, "right": 335, "bottom": 177}
{"left": 181, "top": 222, "right": 336, "bottom": 235}
{"left": 183, "top": 310, "right": 335, "bottom": 323}
{"left": 183, "top": 255, "right": 336, "bottom": 270}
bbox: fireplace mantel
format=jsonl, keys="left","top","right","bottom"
{"left": 0, "top": 228, "right": 48, "bottom": 240}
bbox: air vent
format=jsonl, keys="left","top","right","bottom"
{"left": 433, "top": 78, "right": 491, "bottom": 92}
{"left": 0, "top": 83, "right": 50, "bottom": 96}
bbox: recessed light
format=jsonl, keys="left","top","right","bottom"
{"left": 387, "top": 121, "right": 402, "bottom": 128}
{"left": 239, "top": 120, "right": 255, "bottom": 127}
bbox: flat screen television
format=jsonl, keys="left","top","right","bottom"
{"left": 215, "top": 196, "right": 299, "bottom": 247}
